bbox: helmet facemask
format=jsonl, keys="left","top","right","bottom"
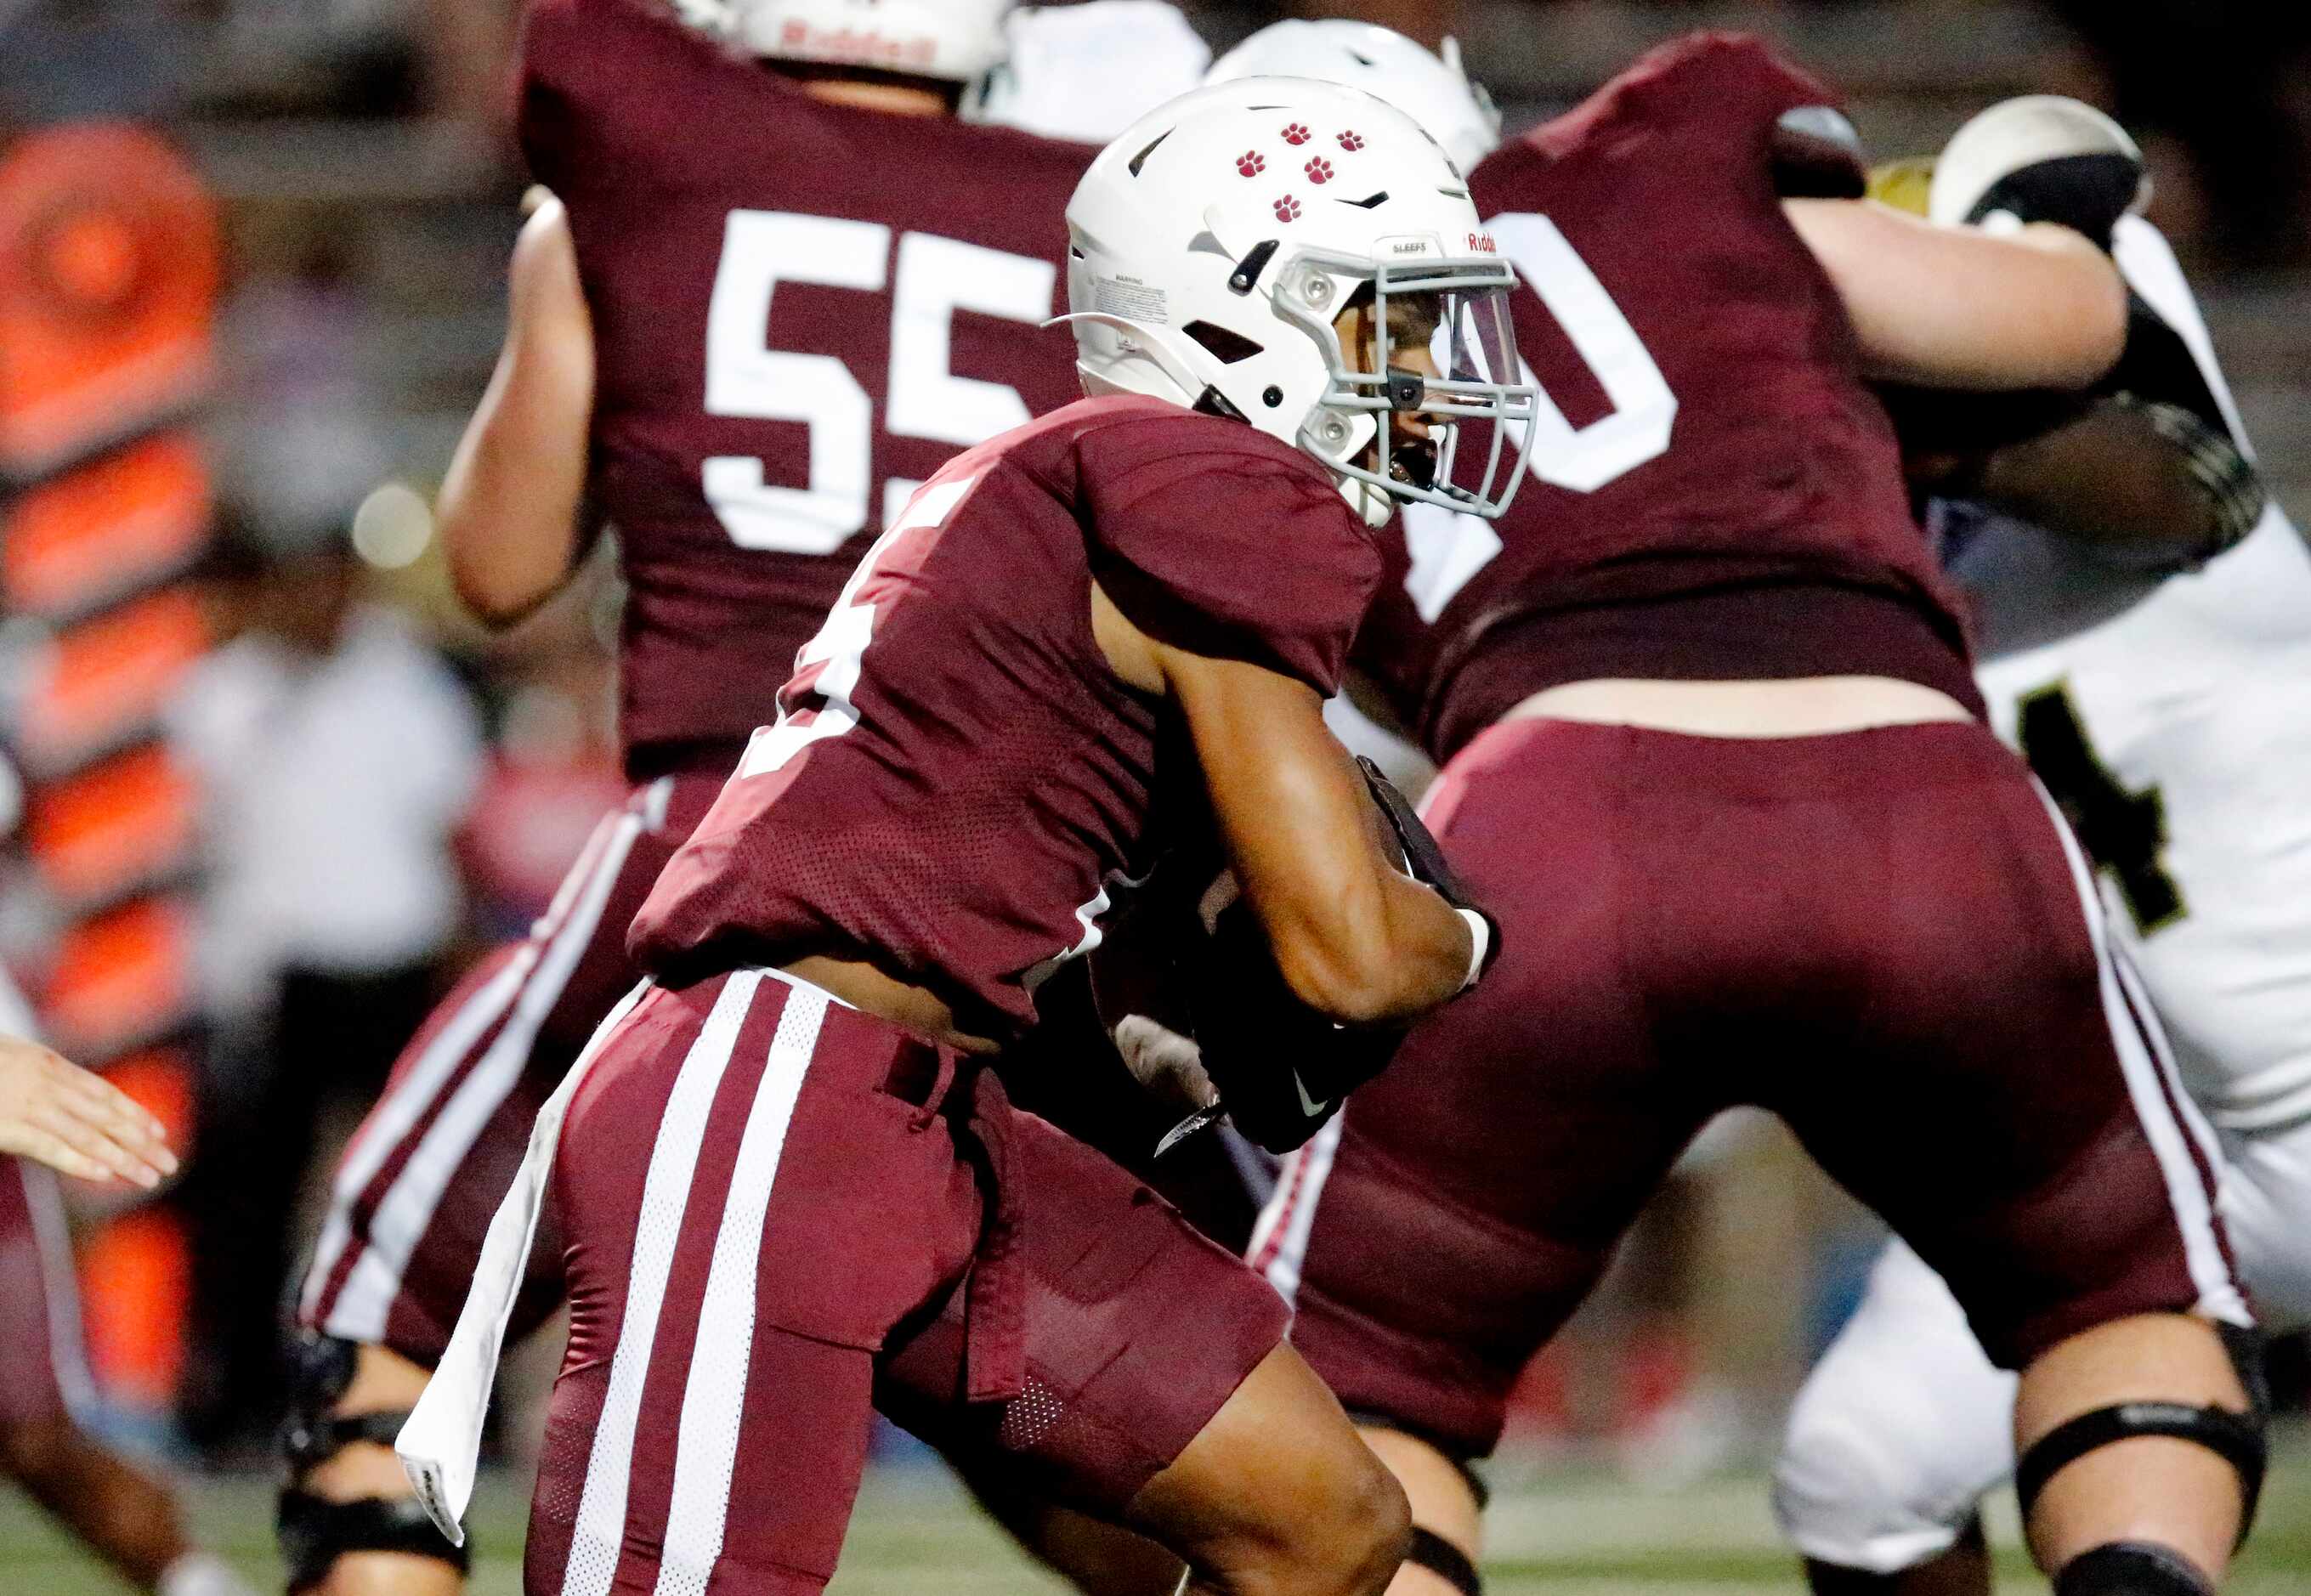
{"left": 1267, "top": 249, "right": 1537, "bottom": 525}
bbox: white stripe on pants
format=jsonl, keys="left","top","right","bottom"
{"left": 2031, "top": 781, "right": 2249, "bottom": 1328}
{"left": 652, "top": 984, "right": 830, "bottom": 1596}
{"left": 310, "top": 803, "right": 649, "bottom": 1341}
{"left": 1247, "top": 1112, "right": 1345, "bottom": 1306}
{"left": 558, "top": 971, "right": 764, "bottom": 1596}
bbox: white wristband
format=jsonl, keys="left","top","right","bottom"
{"left": 1456, "top": 908, "right": 1491, "bottom": 991}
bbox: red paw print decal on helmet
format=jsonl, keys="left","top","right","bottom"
{"left": 1273, "top": 194, "right": 1303, "bottom": 223}
{"left": 1236, "top": 150, "right": 1266, "bottom": 177}
{"left": 1338, "top": 130, "right": 1365, "bottom": 151}
{"left": 1281, "top": 122, "right": 1311, "bottom": 145}
{"left": 1305, "top": 156, "right": 1334, "bottom": 184}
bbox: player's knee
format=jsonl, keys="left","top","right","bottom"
{"left": 277, "top": 1333, "right": 467, "bottom": 1592}
{"left": 1321, "top": 1448, "right": 1413, "bottom": 1596}
{"left": 1225, "top": 1437, "right": 1410, "bottom": 1596}
{"left": 2055, "top": 1542, "right": 2214, "bottom": 1596}
{"left": 1773, "top": 1395, "right": 1971, "bottom": 1575}
{"left": 2015, "top": 1319, "right": 2267, "bottom": 1548}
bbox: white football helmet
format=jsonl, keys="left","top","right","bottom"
{"left": 969, "top": 2, "right": 1211, "bottom": 142}
{"left": 1064, "top": 77, "right": 1537, "bottom": 527}
{"left": 677, "top": 0, "right": 1016, "bottom": 84}
{"left": 1929, "top": 95, "right": 2150, "bottom": 230}
{"left": 1204, "top": 21, "right": 1502, "bottom": 175}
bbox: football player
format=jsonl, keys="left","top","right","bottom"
{"left": 395, "top": 76, "right": 1532, "bottom": 1596}
{"left": 1196, "top": 25, "right": 2261, "bottom": 1596}
{"left": 1773, "top": 98, "right": 2306, "bottom": 1596}
{"left": 277, "top": 2, "right": 1208, "bottom": 1592}
{"left": 0, "top": 976, "right": 249, "bottom": 1596}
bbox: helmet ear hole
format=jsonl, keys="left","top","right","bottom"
{"left": 1262, "top": 386, "right": 1284, "bottom": 408}
{"left": 1182, "top": 320, "right": 1266, "bottom": 365}
{"left": 1128, "top": 129, "right": 1175, "bottom": 177}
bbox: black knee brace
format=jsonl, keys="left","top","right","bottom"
{"left": 1405, "top": 1527, "right": 1481, "bottom": 1596}
{"left": 2014, "top": 1326, "right": 2269, "bottom": 1549}
{"left": 2055, "top": 1543, "right": 2212, "bottom": 1596}
{"left": 276, "top": 1332, "right": 468, "bottom": 1592}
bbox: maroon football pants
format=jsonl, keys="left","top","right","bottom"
{"left": 298, "top": 773, "right": 723, "bottom": 1362}
{"left": 528, "top": 970, "right": 1288, "bottom": 1596}
{"left": 0, "top": 1157, "right": 91, "bottom": 1426}
{"left": 297, "top": 771, "right": 1260, "bottom": 1369}
{"left": 1256, "top": 716, "right": 2246, "bottom": 1458}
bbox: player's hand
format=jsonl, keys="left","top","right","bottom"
{"left": 0, "top": 1037, "right": 177, "bottom": 1187}
{"left": 1183, "top": 891, "right": 1406, "bottom": 1154}
{"left": 1113, "top": 1014, "right": 1218, "bottom": 1118}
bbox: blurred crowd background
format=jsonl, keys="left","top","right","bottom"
{"left": 1, "top": 0, "right": 2308, "bottom": 1484}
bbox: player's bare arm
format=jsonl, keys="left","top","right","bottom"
{"left": 1785, "top": 198, "right": 2127, "bottom": 390}
{"left": 1099, "top": 597, "right": 1473, "bottom": 1027}
{"left": 437, "top": 194, "right": 597, "bottom": 629}
{"left": 0, "top": 1033, "right": 175, "bottom": 1188}
{"left": 1933, "top": 393, "right": 2266, "bottom": 569}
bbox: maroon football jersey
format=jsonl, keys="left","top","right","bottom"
{"left": 518, "top": 0, "right": 1096, "bottom": 778}
{"left": 631, "top": 395, "right": 1381, "bottom": 1036}
{"left": 1356, "top": 33, "right": 1975, "bottom": 761}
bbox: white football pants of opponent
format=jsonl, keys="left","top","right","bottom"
{"left": 1776, "top": 1118, "right": 2311, "bottom": 1576}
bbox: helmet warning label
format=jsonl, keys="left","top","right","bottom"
{"left": 1093, "top": 275, "right": 1168, "bottom": 325}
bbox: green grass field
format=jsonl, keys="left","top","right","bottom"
{"left": 6, "top": 1438, "right": 2308, "bottom": 1593}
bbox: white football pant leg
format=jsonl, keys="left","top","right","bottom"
{"left": 2218, "top": 1113, "right": 2311, "bottom": 1332}
{"left": 1773, "top": 1240, "right": 2019, "bottom": 1575}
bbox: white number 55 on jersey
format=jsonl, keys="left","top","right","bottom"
{"left": 701, "top": 210, "right": 1054, "bottom": 556}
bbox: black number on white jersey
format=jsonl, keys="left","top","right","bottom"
{"left": 2017, "top": 682, "right": 2185, "bottom": 936}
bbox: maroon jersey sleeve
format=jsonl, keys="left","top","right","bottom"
{"left": 1076, "top": 419, "right": 1380, "bottom": 695}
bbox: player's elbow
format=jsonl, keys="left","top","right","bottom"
{"left": 442, "top": 517, "right": 564, "bottom": 631}
{"left": 1269, "top": 922, "right": 1424, "bottom": 1027}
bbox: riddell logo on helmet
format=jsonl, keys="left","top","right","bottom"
{"left": 779, "top": 21, "right": 937, "bottom": 70}
{"left": 1466, "top": 233, "right": 1498, "bottom": 253}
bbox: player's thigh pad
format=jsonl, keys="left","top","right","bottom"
{"left": 1775, "top": 1240, "right": 2019, "bottom": 1574}
{"left": 527, "top": 970, "right": 982, "bottom": 1596}
{"left": 300, "top": 774, "right": 718, "bottom": 1364}
{"left": 875, "top": 1106, "right": 1289, "bottom": 1517}
{"left": 1253, "top": 720, "right": 1718, "bottom": 1458}
{"left": 1760, "top": 723, "right": 2246, "bottom": 1367}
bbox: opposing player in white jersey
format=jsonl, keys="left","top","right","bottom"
{"left": 1775, "top": 99, "right": 2303, "bottom": 1596}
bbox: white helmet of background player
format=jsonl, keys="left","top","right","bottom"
{"left": 1929, "top": 95, "right": 2150, "bottom": 242}
{"left": 971, "top": 2, "right": 1211, "bottom": 142}
{"left": 674, "top": 0, "right": 1016, "bottom": 83}
{"left": 1204, "top": 20, "right": 1503, "bottom": 174}
{"left": 1063, "top": 77, "right": 1538, "bottom": 527}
